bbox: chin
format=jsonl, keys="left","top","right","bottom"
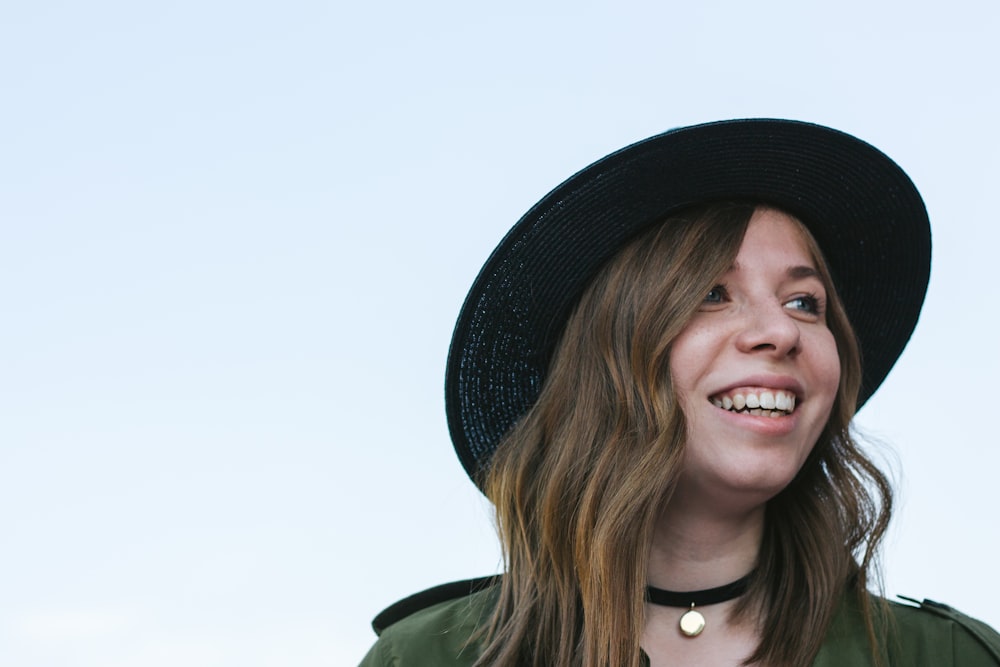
{"left": 698, "top": 459, "right": 807, "bottom": 506}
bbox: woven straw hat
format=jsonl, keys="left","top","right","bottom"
{"left": 445, "top": 119, "right": 930, "bottom": 484}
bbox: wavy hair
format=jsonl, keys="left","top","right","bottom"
{"left": 474, "top": 202, "right": 892, "bottom": 667}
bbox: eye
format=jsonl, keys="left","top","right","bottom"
{"left": 704, "top": 285, "right": 728, "bottom": 304}
{"left": 784, "top": 294, "right": 823, "bottom": 315}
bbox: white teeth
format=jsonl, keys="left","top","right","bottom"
{"left": 710, "top": 389, "right": 798, "bottom": 415}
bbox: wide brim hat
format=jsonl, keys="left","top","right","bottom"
{"left": 445, "top": 118, "right": 931, "bottom": 484}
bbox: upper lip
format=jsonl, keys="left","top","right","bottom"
{"left": 710, "top": 374, "right": 805, "bottom": 399}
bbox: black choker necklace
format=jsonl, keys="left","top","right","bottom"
{"left": 645, "top": 573, "right": 753, "bottom": 638}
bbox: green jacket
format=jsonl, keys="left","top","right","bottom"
{"left": 360, "top": 579, "right": 1000, "bottom": 666}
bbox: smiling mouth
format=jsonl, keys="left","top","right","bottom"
{"left": 709, "top": 389, "right": 797, "bottom": 418}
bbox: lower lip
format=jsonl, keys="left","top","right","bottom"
{"left": 714, "top": 405, "right": 799, "bottom": 436}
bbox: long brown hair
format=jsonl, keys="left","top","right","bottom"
{"left": 474, "top": 202, "right": 892, "bottom": 666}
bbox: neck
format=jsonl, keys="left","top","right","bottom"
{"left": 647, "top": 491, "right": 764, "bottom": 591}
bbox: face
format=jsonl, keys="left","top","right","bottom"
{"left": 668, "top": 208, "right": 841, "bottom": 508}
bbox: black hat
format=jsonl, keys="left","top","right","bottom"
{"left": 445, "top": 119, "right": 931, "bottom": 484}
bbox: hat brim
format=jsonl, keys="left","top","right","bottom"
{"left": 445, "top": 119, "right": 930, "bottom": 483}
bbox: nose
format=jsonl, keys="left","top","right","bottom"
{"left": 734, "top": 302, "right": 801, "bottom": 357}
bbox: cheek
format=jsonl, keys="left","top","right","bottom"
{"left": 665, "top": 327, "right": 710, "bottom": 407}
{"left": 811, "top": 330, "right": 842, "bottom": 406}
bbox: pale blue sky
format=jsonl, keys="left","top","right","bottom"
{"left": 2, "top": 1, "right": 999, "bottom": 665}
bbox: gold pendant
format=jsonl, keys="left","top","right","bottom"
{"left": 679, "top": 604, "right": 705, "bottom": 637}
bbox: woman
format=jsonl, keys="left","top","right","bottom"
{"left": 360, "top": 120, "right": 1000, "bottom": 666}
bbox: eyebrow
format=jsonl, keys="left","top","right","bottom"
{"left": 728, "top": 262, "right": 821, "bottom": 280}
{"left": 787, "top": 265, "right": 820, "bottom": 280}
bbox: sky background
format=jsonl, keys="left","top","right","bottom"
{"left": 2, "top": 1, "right": 999, "bottom": 665}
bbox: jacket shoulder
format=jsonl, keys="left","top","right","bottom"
{"left": 359, "top": 577, "right": 500, "bottom": 667}
{"left": 890, "top": 596, "right": 1000, "bottom": 664}
{"left": 372, "top": 575, "right": 501, "bottom": 635}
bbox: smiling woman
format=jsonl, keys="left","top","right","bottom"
{"left": 358, "top": 120, "right": 1000, "bottom": 666}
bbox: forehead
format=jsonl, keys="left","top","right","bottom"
{"left": 729, "top": 208, "right": 821, "bottom": 274}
